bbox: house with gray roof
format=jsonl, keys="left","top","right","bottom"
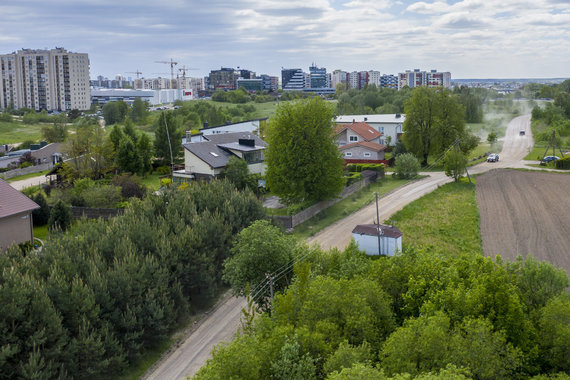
{"left": 173, "top": 132, "right": 267, "bottom": 183}
{"left": 0, "top": 178, "right": 39, "bottom": 252}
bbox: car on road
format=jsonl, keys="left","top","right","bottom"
{"left": 487, "top": 153, "right": 499, "bottom": 162}
{"left": 519, "top": 130, "right": 525, "bottom": 135}
{"left": 541, "top": 156, "right": 560, "bottom": 164}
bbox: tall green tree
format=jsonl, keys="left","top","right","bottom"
{"left": 443, "top": 148, "right": 467, "bottom": 182}
{"left": 154, "top": 111, "right": 182, "bottom": 166}
{"left": 403, "top": 87, "right": 466, "bottom": 166}
{"left": 224, "top": 156, "right": 253, "bottom": 191}
{"left": 130, "top": 98, "right": 148, "bottom": 123}
{"left": 117, "top": 135, "right": 140, "bottom": 174}
{"left": 137, "top": 133, "right": 153, "bottom": 176}
{"left": 102, "top": 101, "right": 129, "bottom": 125}
{"left": 265, "top": 97, "right": 344, "bottom": 205}
{"left": 49, "top": 200, "right": 72, "bottom": 231}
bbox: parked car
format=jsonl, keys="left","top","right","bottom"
{"left": 541, "top": 155, "right": 560, "bottom": 164}
{"left": 487, "top": 153, "right": 499, "bottom": 162}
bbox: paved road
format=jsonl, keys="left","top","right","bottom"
{"left": 9, "top": 174, "right": 52, "bottom": 190}
{"left": 145, "top": 114, "right": 534, "bottom": 380}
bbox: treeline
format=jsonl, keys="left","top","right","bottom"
{"left": 530, "top": 79, "right": 570, "bottom": 147}
{"left": 195, "top": 241, "right": 570, "bottom": 379}
{"left": 212, "top": 87, "right": 275, "bottom": 104}
{"left": 170, "top": 100, "right": 257, "bottom": 131}
{"left": 0, "top": 181, "right": 264, "bottom": 379}
{"left": 336, "top": 84, "right": 487, "bottom": 124}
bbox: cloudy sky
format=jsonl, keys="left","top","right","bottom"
{"left": 1, "top": 0, "right": 569, "bottom": 80}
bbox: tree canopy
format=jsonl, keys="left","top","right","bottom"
{"left": 265, "top": 97, "right": 345, "bottom": 205}
{"left": 403, "top": 87, "right": 469, "bottom": 166}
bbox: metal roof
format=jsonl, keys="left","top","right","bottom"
{"left": 352, "top": 224, "right": 403, "bottom": 238}
{"left": 0, "top": 178, "right": 40, "bottom": 219}
{"left": 336, "top": 114, "right": 406, "bottom": 124}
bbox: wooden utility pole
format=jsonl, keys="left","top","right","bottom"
{"left": 376, "top": 192, "right": 382, "bottom": 255}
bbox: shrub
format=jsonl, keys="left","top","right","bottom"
{"left": 48, "top": 200, "right": 72, "bottom": 231}
{"left": 112, "top": 174, "right": 146, "bottom": 198}
{"left": 555, "top": 156, "right": 570, "bottom": 169}
{"left": 32, "top": 192, "right": 50, "bottom": 226}
{"left": 345, "top": 172, "right": 363, "bottom": 186}
{"left": 394, "top": 153, "right": 420, "bottom": 179}
{"left": 82, "top": 185, "right": 122, "bottom": 208}
{"left": 155, "top": 165, "right": 170, "bottom": 175}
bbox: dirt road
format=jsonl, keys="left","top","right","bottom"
{"left": 477, "top": 169, "right": 570, "bottom": 272}
{"left": 145, "top": 114, "right": 536, "bottom": 379}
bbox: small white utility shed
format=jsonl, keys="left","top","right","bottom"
{"left": 352, "top": 224, "right": 403, "bottom": 256}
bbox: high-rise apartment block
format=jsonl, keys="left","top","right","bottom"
{"left": 0, "top": 48, "right": 90, "bottom": 111}
{"left": 398, "top": 69, "right": 451, "bottom": 90}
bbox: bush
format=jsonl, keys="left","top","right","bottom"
{"left": 48, "top": 200, "right": 72, "bottom": 231}
{"left": 32, "top": 192, "right": 50, "bottom": 226}
{"left": 155, "top": 165, "right": 170, "bottom": 175}
{"left": 555, "top": 156, "right": 570, "bottom": 169}
{"left": 345, "top": 172, "right": 363, "bottom": 186}
{"left": 394, "top": 153, "right": 420, "bottom": 179}
{"left": 112, "top": 174, "right": 146, "bottom": 198}
{"left": 82, "top": 185, "right": 122, "bottom": 208}
{"left": 346, "top": 163, "right": 384, "bottom": 173}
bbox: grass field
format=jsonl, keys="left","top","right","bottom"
{"left": 388, "top": 179, "right": 481, "bottom": 256}
{"left": 6, "top": 170, "right": 49, "bottom": 182}
{"left": 140, "top": 173, "right": 163, "bottom": 191}
{"left": 33, "top": 225, "right": 49, "bottom": 240}
{"left": 0, "top": 121, "right": 45, "bottom": 143}
{"left": 292, "top": 177, "right": 414, "bottom": 238}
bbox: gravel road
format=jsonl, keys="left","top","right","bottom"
{"left": 145, "top": 114, "right": 538, "bottom": 380}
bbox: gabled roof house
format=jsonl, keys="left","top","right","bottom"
{"left": 0, "top": 178, "right": 39, "bottom": 252}
{"left": 335, "top": 121, "right": 387, "bottom": 164}
{"left": 173, "top": 132, "right": 267, "bottom": 183}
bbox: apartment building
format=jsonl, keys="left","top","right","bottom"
{"left": 0, "top": 48, "right": 90, "bottom": 111}
{"left": 398, "top": 69, "right": 451, "bottom": 90}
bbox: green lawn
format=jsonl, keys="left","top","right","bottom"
{"left": 524, "top": 145, "right": 567, "bottom": 161}
{"left": 141, "top": 173, "right": 163, "bottom": 191}
{"left": 7, "top": 170, "right": 49, "bottom": 182}
{"left": 0, "top": 121, "right": 45, "bottom": 143}
{"left": 293, "top": 177, "right": 415, "bottom": 238}
{"left": 388, "top": 179, "right": 481, "bottom": 256}
{"left": 33, "top": 225, "right": 49, "bottom": 240}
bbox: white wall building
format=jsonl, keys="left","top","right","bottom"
{"left": 336, "top": 114, "right": 406, "bottom": 145}
{"left": 0, "top": 48, "right": 90, "bottom": 111}
{"left": 368, "top": 70, "right": 382, "bottom": 87}
{"left": 352, "top": 224, "right": 403, "bottom": 256}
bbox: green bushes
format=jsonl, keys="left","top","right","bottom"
{"left": 345, "top": 172, "right": 362, "bottom": 186}
{"left": 0, "top": 180, "right": 264, "bottom": 379}
{"left": 555, "top": 155, "right": 570, "bottom": 169}
{"left": 394, "top": 153, "right": 420, "bottom": 179}
{"left": 345, "top": 163, "right": 385, "bottom": 173}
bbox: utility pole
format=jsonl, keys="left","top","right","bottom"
{"left": 542, "top": 130, "right": 564, "bottom": 161}
{"left": 163, "top": 111, "right": 174, "bottom": 175}
{"left": 266, "top": 273, "right": 274, "bottom": 312}
{"left": 375, "top": 192, "right": 383, "bottom": 255}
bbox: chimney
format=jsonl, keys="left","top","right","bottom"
{"left": 364, "top": 117, "right": 367, "bottom": 122}
{"left": 203, "top": 121, "right": 209, "bottom": 128}
{"left": 352, "top": 119, "right": 355, "bottom": 124}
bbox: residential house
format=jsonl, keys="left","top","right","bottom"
{"left": 335, "top": 114, "right": 406, "bottom": 145}
{"left": 352, "top": 224, "right": 403, "bottom": 256}
{"left": 183, "top": 118, "right": 268, "bottom": 143}
{"left": 0, "top": 178, "right": 39, "bottom": 252}
{"left": 336, "top": 121, "right": 387, "bottom": 164}
{"left": 173, "top": 132, "right": 267, "bottom": 183}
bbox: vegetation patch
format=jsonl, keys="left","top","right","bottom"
{"left": 388, "top": 180, "right": 481, "bottom": 255}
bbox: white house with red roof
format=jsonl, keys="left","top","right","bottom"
{"left": 335, "top": 121, "right": 387, "bottom": 164}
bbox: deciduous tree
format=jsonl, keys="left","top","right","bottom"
{"left": 265, "top": 97, "right": 344, "bottom": 204}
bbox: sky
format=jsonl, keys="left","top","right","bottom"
{"left": 1, "top": 0, "right": 569, "bottom": 80}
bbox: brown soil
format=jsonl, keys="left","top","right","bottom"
{"left": 476, "top": 169, "right": 570, "bottom": 273}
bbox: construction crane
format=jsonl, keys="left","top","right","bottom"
{"left": 178, "top": 65, "right": 200, "bottom": 88}
{"left": 125, "top": 70, "right": 143, "bottom": 79}
{"left": 155, "top": 59, "right": 178, "bottom": 89}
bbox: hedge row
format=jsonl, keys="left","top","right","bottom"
{"left": 346, "top": 163, "right": 385, "bottom": 173}
{"left": 555, "top": 155, "right": 570, "bottom": 169}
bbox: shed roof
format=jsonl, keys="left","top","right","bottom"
{"left": 0, "top": 178, "right": 40, "bottom": 219}
{"left": 352, "top": 224, "right": 402, "bottom": 238}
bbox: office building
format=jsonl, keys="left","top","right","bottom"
{"left": 309, "top": 64, "right": 328, "bottom": 88}
{"left": 260, "top": 74, "right": 278, "bottom": 92}
{"left": 0, "top": 47, "right": 90, "bottom": 111}
{"left": 237, "top": 78, "right": 263, "bottom": 92}
{"left": 281, "top": 68, "right": 305, "bottom": 91}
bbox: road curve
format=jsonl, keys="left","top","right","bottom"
{"left": 145, "top": 114, "right": 533, "bottom": 379}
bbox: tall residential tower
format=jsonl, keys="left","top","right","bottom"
{"left": 0, "top": 48, "right": 90, "bottom": 111}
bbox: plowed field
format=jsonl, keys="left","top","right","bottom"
{"left": 476, "top": 169, "right": 570, "bottom": 273}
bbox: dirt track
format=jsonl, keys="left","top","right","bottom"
{"left": 476, "top": 169, "right": 570, "bottom": 273}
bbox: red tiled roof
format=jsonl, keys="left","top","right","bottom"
{"left": 335, "top": 122, "right": 382, "bottom": 141}
{"left": 0, "top": 179, "right": 39, "bottom": 219}
{"left": 352, "top": 224, "right": 403, "bottom": 238}
{"left": 338, "top": 141, "right": 386, "bottom": 152}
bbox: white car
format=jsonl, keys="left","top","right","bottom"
{"left": 487, "top": 153, "right": 499, "bottom": 162}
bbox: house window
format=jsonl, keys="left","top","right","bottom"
{"left": 380, "top": 127, "right": 384, "bottom": 133}
{"left": 364, "top": 152, "right": 371, "bottom": 157}
{"left": 349, "top": 136, "right": 358, "bottom": 142}
{"left": 345, "top": 152, "right": 352, "bottom": 157}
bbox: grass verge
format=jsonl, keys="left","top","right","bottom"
{"left": 293, "top": 177, "right": 415, "bottom": 238}
{"left": 140, "top": 173, "right": 163, "bottom": 191}
{"left": 6, "top": 170, "right": 49, "bottom": 182}
{"left": 33, "top": 225, "right": 49, "bottom": 240}
{"left": 0, "top": 121, "right": 45, "bottom": 143}
{"left": 388, "top": 179, "right": 481, "bottom": 256}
